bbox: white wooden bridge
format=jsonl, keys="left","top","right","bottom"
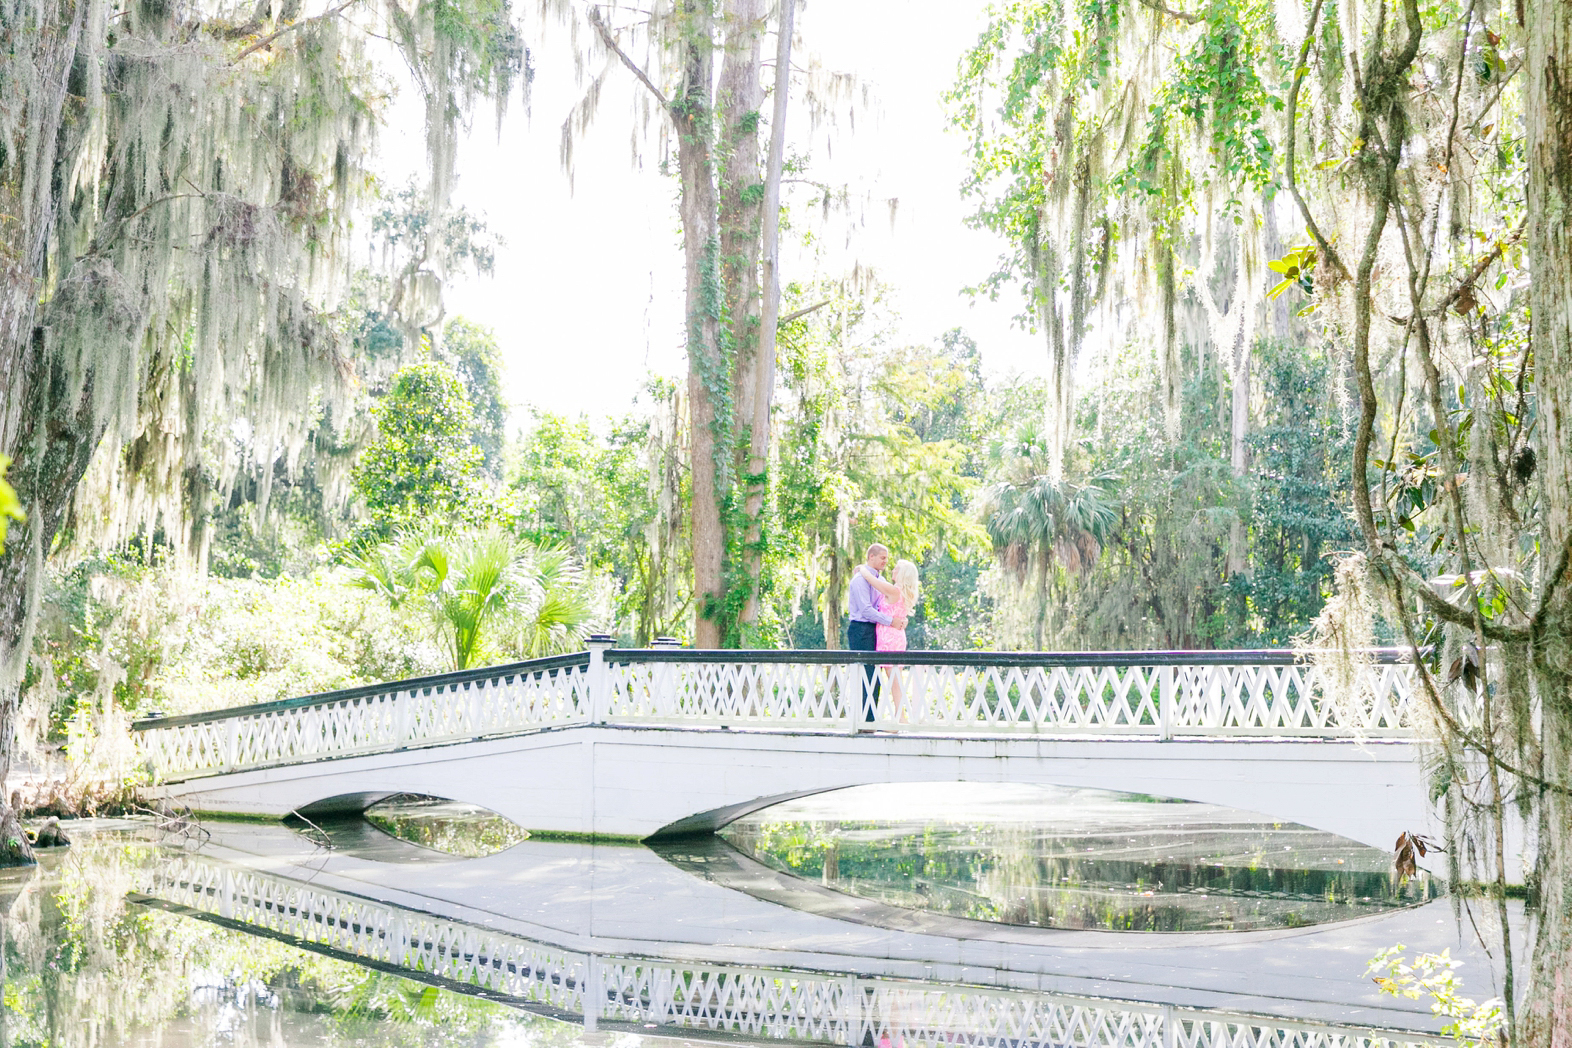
{"left": 133, "top": 644, "right": 1434, "bottom": 849}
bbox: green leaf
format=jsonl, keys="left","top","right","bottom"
{"left": 0, "top": 454, "right": 24, "bottom": 555}
{"left": 1266, "top": 275, "right": 1297, "bottom": 300}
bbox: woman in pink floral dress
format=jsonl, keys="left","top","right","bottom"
{"left": 854, "top": 559, "right": 921, "bottom": 721}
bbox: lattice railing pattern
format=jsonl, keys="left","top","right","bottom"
{"left": 135, "top": 650, "right": 1419, "bottom": 781}
{"left": 607, "top": 660, "right": 858, "bottom": 727}
{"left": 608, "top": 657, "right": 1416, "bottom": 737}
{"left": 138, "top": 660, "right": 592, "bottom": 780}
{"left": 144, "top": 857, "right": 586, "bottom": 1014}
{"left": 136, "top": 857, "right": 1436, "bottom": 1048}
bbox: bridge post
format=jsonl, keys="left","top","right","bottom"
{"left": 396, "top": 686, "right": 413, "bottom": 745}
{"left": 1158, "top": 666, "right": 1174, "bottom": 740}
{"left": 842, "top": 976, "right": 863, "bottom": 1046}
{"left": 583, "top": 954, "right": 602, "bottom": 1031}
{"left": 586, "top": 635, "right": 616, "bottom": 724}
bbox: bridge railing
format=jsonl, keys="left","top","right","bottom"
{"left": 607, "top": 649, "right": 1418, "bottom": 738}
{"left": 132, "top": 647, "right": 1418, "bottom": 781}
{"left": 133, "top": 653, "right": 596, "bottom": 781}
{"left": 135, "top": 853, "right": 1439, "bottom": 1048}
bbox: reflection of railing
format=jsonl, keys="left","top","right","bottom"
{"left": 134, "top": 856, "right": 1435, "bottom": 1048}
{"left": 132, "top": 647, "right": 1419, "bottom": 781}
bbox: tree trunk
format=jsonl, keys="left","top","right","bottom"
{"left": 714, "top": 0, "right": 767, "bottom": 641}
{"left": 672, "top": 0, "right": 726, "bottom": 649}
{"left": 1227, "top": 328, "right": 1250, "bottom": 577}
{"left": 1063, "top": 153, "right": 1092, "bottom": 479}
{"left": 738, "top": 0, "right": 794, "bottom": 628}
{"left": 0, "top": 0, "right": 94, "bottom": 865}
{"left": 1523, "top": 0, "right": 1572, "bottom": 1034}
{"left": 1034, "top": 552, "right": 1050, "bottom": 650}
{"left": 1156, "top": 236, "right": 1181, "bottom": 440}
{"left": 823, "top": 546, "right": 844, "bottom": 649}
{"left": 1036, "top": 229, "right": 1070, "bottom": 482}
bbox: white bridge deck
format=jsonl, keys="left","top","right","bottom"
{"left": 134, "top": 646, "right": 1432, "bottom": 845}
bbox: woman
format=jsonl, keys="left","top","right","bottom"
{"left": 855, "top": 558, "right": 921, "bottom": 721}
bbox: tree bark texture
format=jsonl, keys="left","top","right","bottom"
{"left": 714, "top": 0, "right": 766, "bottom": 638}
{"left": 739, "top": 0, "right": 793, "bottom": 627}
{"left": 673, "top": 0, "right": 726, "bottom": 649}
{"left": 1525, "top": 0, "right": 1572, "bottom": 1034}
{"left": 598, "top": 0, "right": 785, "bottom": 647}
{"left": 0, "top": 0, "right": 97, "bottom": 860}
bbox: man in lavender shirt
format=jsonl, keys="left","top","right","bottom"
{"left": 848, "top": 543, "right": 907, "bottom": 726}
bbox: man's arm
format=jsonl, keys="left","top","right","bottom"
{"left": 848, "top": 575, "right": 893, "bottom": 626}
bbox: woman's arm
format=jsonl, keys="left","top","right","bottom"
{"left": 856, "top": 564, "right": 902, "bottom": 600}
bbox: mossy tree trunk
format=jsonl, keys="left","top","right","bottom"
{"left": 1524, "top": 0, "right": 1572, "bottom": 1033}
{"left": 596, "top": 0, "right": 793, "bottom": 647}
{"left": 0, "top": 0, "right": 96, "bottom": 863}
{"left": 670, "top": 0, "right": 727, "bottom": 649}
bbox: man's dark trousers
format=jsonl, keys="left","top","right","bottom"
{"left": 847, "top": 620, "right": 880, "bottom": 723}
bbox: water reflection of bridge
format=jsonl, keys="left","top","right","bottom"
{"left": 134, "top": 647, "right": 1431, "bottom": 849}
{"left": 133, "top": 820, "right": 1488, "bottom": 1046}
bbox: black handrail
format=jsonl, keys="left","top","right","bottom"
{"left": 609, "top": 647, "right": 1415, "bottom": 667}
{"left": 132, "top": 646, "right": 1414, "bottom": 732}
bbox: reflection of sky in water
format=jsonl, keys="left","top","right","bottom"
{"left": 722, "top": 783, "right": 1436, "bottom": 932}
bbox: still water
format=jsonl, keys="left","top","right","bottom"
{"left": 0, "top": 786, "right": 1456, "bottom": 1047}
{"left": 719, "top": 783, "right": 1436, "bottom": 932}
{"left": 0, "top": 825, "right": 570, "bottom": 1048}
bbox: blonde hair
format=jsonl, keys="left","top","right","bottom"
{"left": 893, "top": 559, "right": 920, "bottom": 608}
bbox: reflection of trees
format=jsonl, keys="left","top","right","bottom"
{"left": 725, "top": 816, "right": 1436, "bottom": 933}
{"left": 366, "top": 799, "right": 527, "bottom": 858}
{"left": 0, "top": 832, "right": 567, "bottom": 1046}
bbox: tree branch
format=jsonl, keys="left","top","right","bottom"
{"left": 780, "top": 299, "right": 831, "bottom": 325}
{"left": 1531, "top": 535, "right": 1572, "bottom": 637}
{"left": 589, "top": 6, "right": 670, "bottom": 112}
{"left": 234, "top": 0, "right": 359, "bottom": 62}
{"left": 1382, "top": 221, "right": 1526, "bottom": 325}
{"left": 1284, "top": 0, "right": 1352, "bottom": 283}
{"left": 1393, "top": 618, "right": 1572, "bottom": 797}
{"left": 1133, "top": 0, "right": 1203, "bottom": 22}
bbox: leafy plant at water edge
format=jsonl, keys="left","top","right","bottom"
{"left": 1366, "top": 946, "right": 1504, "bottom": 1047}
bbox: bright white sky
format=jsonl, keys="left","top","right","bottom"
{"left": 377, "top": 1, "right": 1044, "bottom": 427}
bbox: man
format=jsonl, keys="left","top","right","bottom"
{"left": 847, "top": 543, "right": 906, "bottom": 728}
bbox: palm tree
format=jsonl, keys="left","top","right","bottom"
{"left": 983, "top": 427, "right": 1119, "bottom": 648}
{"left": 510, "top": 545, "right": 594, "bottom": 659}
{"left": 350, "top": 527, "right": 595, "bottom": 670}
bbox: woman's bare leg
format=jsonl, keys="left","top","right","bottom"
{"left": 890, "top": 669, "right": 904, "bottom": 722}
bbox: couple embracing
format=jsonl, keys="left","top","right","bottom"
{"left": 847, "top": 542, "right": 921, "bottom": 728}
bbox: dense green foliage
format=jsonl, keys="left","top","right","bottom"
{"left": 512, "top": 396, "right": 685, "bottom": 644}
{"left": 350, "top": 526, "right": 592, "bottom": 668}
{"left": 8, "top": 0, "right": 1571, "bottom": 1028}
{"left": 1061, "top": 339, "right": 1354, "bottom": 648}
{"left": 353, "top": 360, "right": 487, "bottom": 538}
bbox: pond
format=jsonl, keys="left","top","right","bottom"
{"left": 0, "top": 787, "right": 1468, "bottom": 1048}
{"left": 0, "top": 825, "right": 569, "bottom": 1048}
{"left": 717, "top": 783, "right": 1437, "bottom": 932}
